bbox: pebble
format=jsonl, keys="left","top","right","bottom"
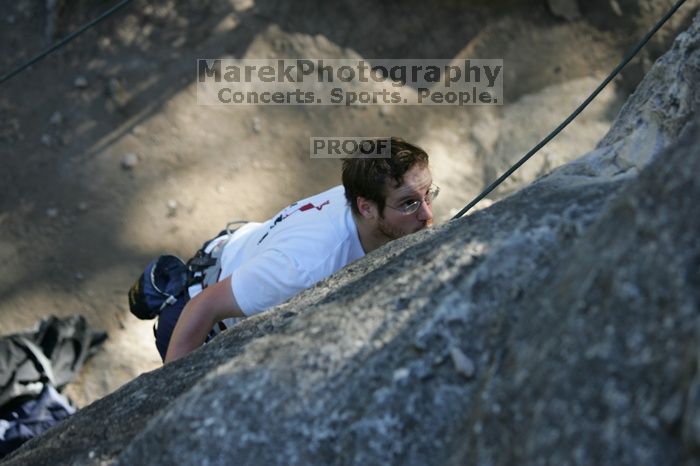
{"left": 75, "top": 272, "right": 84, "bottom": 281}
{"left": 610, "top": 0, "right": 623, "bottom": 16}
{"left": 40, "top": 134, "right": 53, "bottom": 146}
{"left": 546, "top": 0, "right": 581, "bottom": 20}
{"left": 432, "top": 353, "right": 445, "bottom": 365}
{"left": 167, "top": 199, "right": 178, "bottom": 212}
{"left": 252, "top": 117, "right": 262, "bottom": 134}
{"left": 77, "top": 201, "right": 89, "bottom": 211}
{"left": 46, "top": 208, "right": 59, "bottom": 218}
{"left": 203, "top": 417, "right": 216, "bottom": 427}
{"left": 49, "top": 111, "right": 63, "bottom": 125}
{"left": 392, "top": 367, "right": 410, "bottom": 383}
{"left": 121, "top": 153, "right": 138, "bottom": 170}
{"left": 107, "top": 78, "right": 128, "bottom": 107}
{"left": 450, "top": 346, "right": 475, "bottom": 379}
{"left": 74, "top": 76, "right": 88, "bottom": 89}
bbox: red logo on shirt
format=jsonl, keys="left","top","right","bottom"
{"left": 257, "top": 199, "right": 331, "bottom": 244}
{"left": 299, "top": 200, "right": 330, "bottom": 212}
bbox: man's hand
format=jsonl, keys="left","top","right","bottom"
{"left": 164, "top": 276, "right": 244, "bottom": 363}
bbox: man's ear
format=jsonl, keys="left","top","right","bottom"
{"left": 356, "top": 196, "right": 378, "bottom": 220}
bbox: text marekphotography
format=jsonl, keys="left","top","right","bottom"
{"left": 197, "top": 59, "right": 503, "bottom": 106}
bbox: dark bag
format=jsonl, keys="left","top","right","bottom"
{"left": 0, "top": 384, "right": 75, "bottom": 459}
{"left": 0, "top": 315, "right": 106, "bottom": 458}
{"left": 128, "top": 255, "right": 188, "bottom": 320}
{"left": 0, "top": 315, "right": 106, "bottom": 408}
{"left": 128, "top": 222, "right": 248, "bottom": 321}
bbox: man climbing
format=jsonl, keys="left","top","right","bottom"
{"left": 162, "top": 137, "right": 438, "bottom": 363}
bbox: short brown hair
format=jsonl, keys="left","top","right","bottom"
{"left": 342, "top": 137, "right": 429, "bottom": 216}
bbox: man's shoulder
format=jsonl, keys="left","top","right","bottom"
{"left": 289, "top": 185, "right": 346, "bottom": 214}
{"left": 263, "top": 185, "right": 349, "bottom": 234}
{"left": 259, "top": 186, "right": 359, "bottom": 258}
{"left": 224, "top": 184, "right": 360, "bottom": 269}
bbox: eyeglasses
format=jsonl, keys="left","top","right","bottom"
{"left": 385, "top": 184, "right": 440, "bottom": 215}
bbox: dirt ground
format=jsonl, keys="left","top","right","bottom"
{"left": 0, "top": 0, "right": 697, "bottom": 407}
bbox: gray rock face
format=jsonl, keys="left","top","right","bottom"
{"left": 5, "top": 11, "right": 700, "bottom": 466}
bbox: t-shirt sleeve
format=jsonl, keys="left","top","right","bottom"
{"left": 230, "top": 248, "right": 312, "bottom": 316}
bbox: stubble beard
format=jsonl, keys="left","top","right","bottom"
{"left": 376, "top": 216, "right": 430, "bottom": 241}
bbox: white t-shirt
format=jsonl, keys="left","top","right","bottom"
{"left": 191, "top": 185, "right": 365, "bottom": 320}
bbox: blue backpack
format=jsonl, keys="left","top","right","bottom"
{"left": 128, "top": 221, "right": 248, "bottom": 321}
{"left": 128, "top": 255, "right": 188, "bottom": 320}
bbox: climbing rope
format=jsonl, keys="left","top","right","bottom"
{"left": 0, "top": 0, "right": 136, "bottom": 85}
{"left": 451, "top": 0, "right": 688, "bottom": 220}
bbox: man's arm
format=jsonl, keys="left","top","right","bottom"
{"left": 164, "top": 276, "right": 245, "bottom": 364}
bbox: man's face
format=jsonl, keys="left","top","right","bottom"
{"left": 375, "top": 164, "right": 434, "bottom": 240}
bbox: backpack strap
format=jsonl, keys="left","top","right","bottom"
{"left": 186, "top": 220, "right": 249, "bottom": 289}
{"left": 182, "top": 221, "right": 248, "bottom": 338}
{"left": 17, "top": 337, "right": 56, "bottom": 388}
{"left": 201, "top": 238, "right": 229, "bottom": 289}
